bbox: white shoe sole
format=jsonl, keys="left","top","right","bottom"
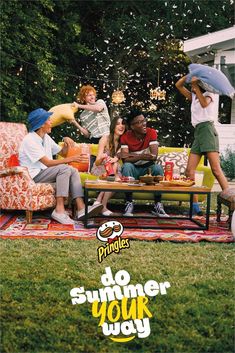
{"left": 101, "top": 210, "right": 113, "bottom": 216}
{"left": 51, "top": 213, "right": 75, "bottom": 225}
{"left": 151, "top": 210, "right": 169, "bottom": 218}
{"left": 77, "top": 204, "right": 103, "bottom": 221}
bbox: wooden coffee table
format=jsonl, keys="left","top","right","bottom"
{"left": 84, "top": 181, "right": 211, "bottom": 230}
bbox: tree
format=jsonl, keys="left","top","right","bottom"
{"left": 0, "top": 0, "right": 89, "bottom": 127}
{"left": 73, "top": 0, "right": 233, "bottom": 146}
{"left": 1, "top": 0, "right": 234, "bottom": 146}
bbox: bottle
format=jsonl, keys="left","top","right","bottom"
{"left": 67, "top": 143, "right": 90, "bottom": 172}
{"left": 164, "top": 161, "right": 174, "bottom": 181}
{"left": 173, "top": 166, "right": 180, "bottom": 179}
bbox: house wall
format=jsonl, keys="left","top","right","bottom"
{"left": 183, "top": 28, "right": 235, "bottom": 155}
{"left": 215, "top": 123, "right": 235, "bottom": 153}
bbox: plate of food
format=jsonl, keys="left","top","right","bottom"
{"left": 128, "top": 183, "right": 145, "bottom": 187}
{"left": 159, "top": 176, "right": 195, "bottom": 187}
{"left": 120, "top": 176, "right": 136, "bottom": 183}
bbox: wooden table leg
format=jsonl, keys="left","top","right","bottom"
{"left": 216, "top": 197, "right": 222, "bottom": 222}
{"left": 26, "top": 210, "right": 33, "bottom": 223}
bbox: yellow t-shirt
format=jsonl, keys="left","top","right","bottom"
{"left": 49, "top": 103, "right": 78, "bottom": 127}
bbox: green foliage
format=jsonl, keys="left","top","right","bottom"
{"left": 0, "top": 0, "right": 89, "bottom": 128}
{"left": 220, "top": 148, "right": 235, "bottom": 180}
{"left": 0, "top": 0, "right": 234, "bottom": 145}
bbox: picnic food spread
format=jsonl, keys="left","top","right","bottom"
{"left": 98, "top": 174, "right": 195, "bottom": 186}
{"left": 159, "top": 175, "right": 195, "bottom": 187}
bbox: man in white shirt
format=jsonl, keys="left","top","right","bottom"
{"left": 19, "top": 108, "right": 102, "bottom": 224}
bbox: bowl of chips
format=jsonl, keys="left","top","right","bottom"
{"left": 139, "top": 175, "right": 155, "bottom": 185}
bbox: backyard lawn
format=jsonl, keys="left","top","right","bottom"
{"left": 0, "top": 239, "right": 234, "bottom": 353}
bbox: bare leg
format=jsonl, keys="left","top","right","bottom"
{"left": 75, "top": 197, "right": 85, "bottom": 211}
{"left": 207, "top": 152, "right": 229, "bottom": 191}
{"left": 111, "top": 162, "right": 121, "bottom": 181}
{"left": 94, "top": 192, "right": 113, "bottom": 212}
{"left": 101, "top": 192, "right": 114, "bottom": 209}
{"left": 95, "top": 192, "right": 114, "bottom": 211}
{"left": 96, "top": 192, "right": 105, "bottom": 204}
{"left": 185, "top": 153, "right": 202, "bottom": 203}
{"left": 185, "top": 153, "right": 202, "bottom": 179}
{"left": 55, "top": 197, "right": 66, "bottom": 213}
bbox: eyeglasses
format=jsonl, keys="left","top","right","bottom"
{"left": 131, "top": 118, "right": 148, "bottom": 126}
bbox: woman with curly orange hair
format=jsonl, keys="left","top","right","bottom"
{"left": 74, "top": 85, "right": 111, "bottom": 144}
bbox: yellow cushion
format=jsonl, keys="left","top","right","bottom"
{"left": 90, "top": 144, "right": 99, "bottom": 156}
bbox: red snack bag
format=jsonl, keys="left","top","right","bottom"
{"left": 164, "top": 161, "right": 174, "bottom": 181}
{"left": 104, "top": 157, "right": 115, "bottom": 176}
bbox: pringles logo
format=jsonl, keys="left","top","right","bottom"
{"left": 70, "top": 267, "right": 171, "bottom": 342}
{"left": 96, "top": 221, "right": 130, "bottom": 263}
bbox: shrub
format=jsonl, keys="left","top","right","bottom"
{"left": 220, "top": 148, "right": 235, "bottom": 180}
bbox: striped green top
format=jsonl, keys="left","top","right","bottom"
{"left": 80, "top": 99, "right": 110, "bottom": 138}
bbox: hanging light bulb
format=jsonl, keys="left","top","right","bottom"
{"left": 112, "top": 73, "right": 125, "bottom": 104}
{"left": 149, "top": 103, "right": 158, "bottom": 111}
{"left": 112, "top": 90, "right": 125, "bottom": 104}
{"left": 158, "top": 89, "right": 166, "bottom": 100}
{"left": 150, "top": 67, "right": 166, "bottom": 101}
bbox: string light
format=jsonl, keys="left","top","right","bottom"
{"left": 6, "top": 51, "right": 169, "bottom": 111}
{"left": 112, "top": 72, "right": 125, "bottom": 104}
{"left": 5, "top": 51, "right": 166, "bottom": 86}
{"left": 150, "top": 67, "right": 166, "bottom": 101}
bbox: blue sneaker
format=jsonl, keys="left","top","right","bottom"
{"left": 192, "top": 203, "right": 203, "bottom": 216}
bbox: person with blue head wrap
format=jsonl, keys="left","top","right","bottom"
{"left": 19, "top": 108, "right": 102, "bottom": 224}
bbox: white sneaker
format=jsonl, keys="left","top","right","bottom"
{"left": 77, "top": 203, "right": 103, "bottom": 220}
{"left": 93, "top": 201, "right": 112, "bottom": 216}
{"left": 93, "top": 201, "right": 102, "bottom": 206}
{"left": 51, "top": 210, "right": 75, "bottom": 224}
{"left": 152, "top": 202, "right": 169, "bottom": 218}
{"left": 124, "top": 201, "right": 134, "bottom": 217}
{"left": 102, "top": 209, "right": 113, "bottom": 216}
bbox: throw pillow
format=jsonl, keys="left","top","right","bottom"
{"left": 66, "top": 143, "right": 90, "bottom": 172}
{"left": 186, "top": 64, "right": 235, "bottom": 98}
{"left": 49, "top": 103, "right": 78, "bottom": 127}
{"left": 7, "top": 154, "right": 20, "bottom": 167}
{"left": 157, "top": 150, "right": 188, "bottom": 175}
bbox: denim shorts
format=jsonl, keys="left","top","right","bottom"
{"left": 191, "top": 121, "right": 219, "bottom": 154}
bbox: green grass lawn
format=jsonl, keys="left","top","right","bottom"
{"left": 0, "top": 239, "right": 234, "bottom": 353}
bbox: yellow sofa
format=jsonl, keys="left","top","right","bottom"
{"left": 60, "top": 144, "right": 214, "bottom": 203}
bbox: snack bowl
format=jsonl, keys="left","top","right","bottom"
{"left": 154, "top": 175, "right": 164, "bottom": 183}
{"left": 139, "top": 175, "right": 155, "bottom": 185}
{"left": 99, "top": 175, "right": 107, "bottom": 180}
{"left": 107, "top": 175, "right": 116, "bottom": 182}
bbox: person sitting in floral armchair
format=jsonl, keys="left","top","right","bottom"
{"left": 19, "top": 108, "right": 102, "bottom": 224}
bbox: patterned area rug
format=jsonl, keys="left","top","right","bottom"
{"left": 0, "top": 212, "right": 234, "bottom": 242}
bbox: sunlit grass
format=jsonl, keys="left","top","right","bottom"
{"left": 0, "top": 239, "right": 234, "bottom": 353}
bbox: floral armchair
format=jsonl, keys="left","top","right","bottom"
{"left": 0, "top": 122, "right": 56, "bottom": 223}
